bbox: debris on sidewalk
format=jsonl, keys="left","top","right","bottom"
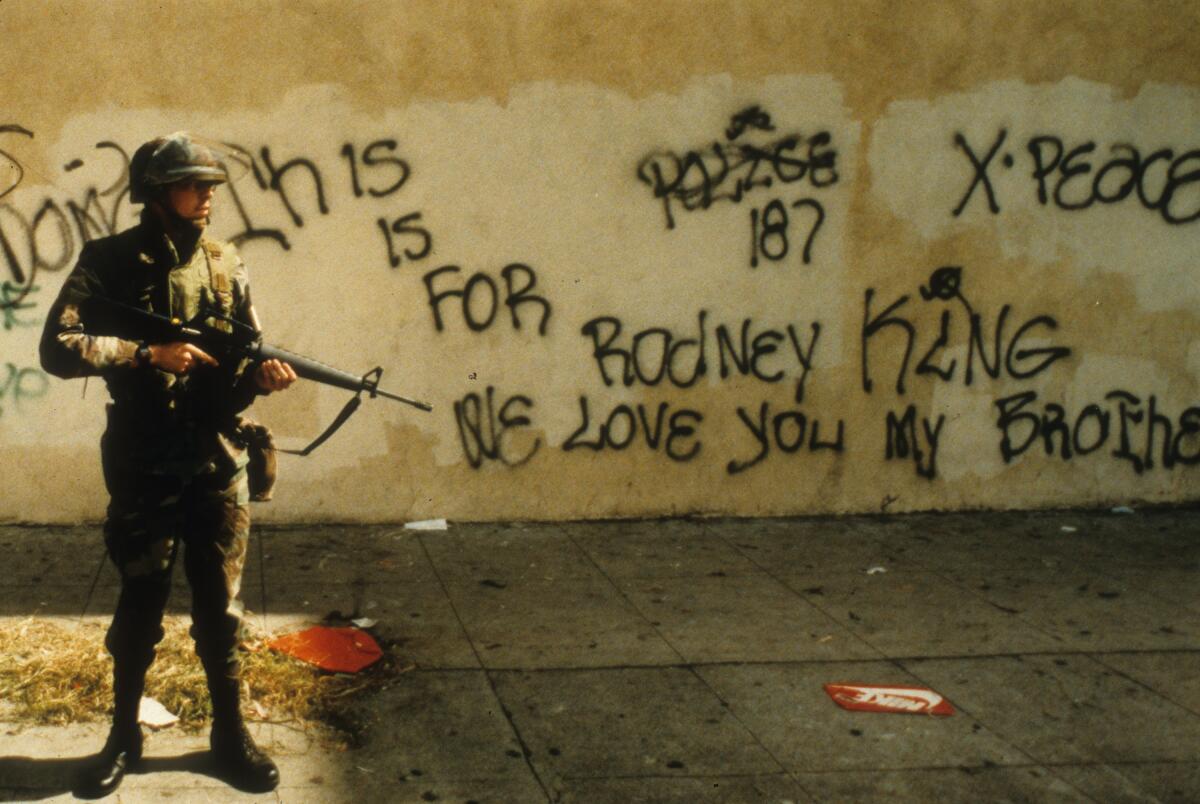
{"left": 351, "top": 617, "right": 378, "bottom": 629}
{"left": 1111, "top": 506, "right": 1135, "bottom": 514}
{"left": 824, "top": 683, "right": 955, "bottom": 716}
{"left": 866, "top": 566, "right": 888, "bottom": 575}
{"left": 405, "top": 518, "right": 448, "bottom": 530}
{"left": 138, "top": 696, "right": 178, "bottom": 730}
{"left": 0, "top": 616, "right": 406, "bottom": 740}
{"left": 1061, "top": 525, "right": 1078, "bottom": 533}
{"left": 267, "top": 626, "right": 384, "bottom": 673}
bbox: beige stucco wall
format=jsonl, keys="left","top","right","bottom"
{"left": 1, "top": 0, "right": 1198, "bottom": 523}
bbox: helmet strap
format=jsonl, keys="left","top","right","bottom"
{"left": 147, "top": 197, "right": 205, "bottom": 259}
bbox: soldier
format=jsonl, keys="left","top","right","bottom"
{"left": 39, "top": 132, "right": 297, "bottom": 797}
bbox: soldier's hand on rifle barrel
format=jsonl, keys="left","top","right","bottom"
{"left": 253, "top": 358, "right": 297, "bottom": 393}
{"left": 147, "top": 342, "right": 219, "bottom": 374}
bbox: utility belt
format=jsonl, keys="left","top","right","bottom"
{"left": 103, "top": 404, "right": 276, "bottom": 503}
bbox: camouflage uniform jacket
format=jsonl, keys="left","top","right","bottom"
{"left": 39, "top": 211, "right": 261, "bottom": 478}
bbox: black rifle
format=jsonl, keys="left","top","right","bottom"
{"left": 93, "top": 296, "right": 431, "bottom": 454}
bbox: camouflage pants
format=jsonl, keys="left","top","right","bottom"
{"left": 103, "top": 463, "right": 251, "bottom": 675}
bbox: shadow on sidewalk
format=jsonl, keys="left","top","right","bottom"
{"left": 0, "top": 750, "right": 219, "bottom": 801}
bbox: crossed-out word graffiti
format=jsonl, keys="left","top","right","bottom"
{"left": 954, "top": 128, "right": 1200, "bottom": 224}
{"left": 636, "top": 105, "right": 837, "bottom": 270}
{"left": 636, "top": 105, "right": 839, "bottom": 228}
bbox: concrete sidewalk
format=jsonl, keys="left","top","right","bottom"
{"left": 1, "top": 509, "right": 1198, "bottom": 802}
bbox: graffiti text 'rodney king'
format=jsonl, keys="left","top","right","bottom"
{"left": 581, "top": 311, "right": 820, "bottom": 404}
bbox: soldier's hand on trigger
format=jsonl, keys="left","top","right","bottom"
{"left": 253, "top": 359, "right": 297, "bottom": 393}
{"left": 146, "top": 342, "right": 219, "bottom": 374}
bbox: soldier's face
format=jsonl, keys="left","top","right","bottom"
{"left": 167, "top": 179, "right": 219, "bottom": 221}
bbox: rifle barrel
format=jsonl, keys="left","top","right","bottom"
{"left": 257, "top": 343, "right": 432, "bottom": 411}
{"left": 374, "top": 388, "right": 434, "bottom": 411}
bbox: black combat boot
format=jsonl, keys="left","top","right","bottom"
{"left": 74, "top": 666, "right": 144, "bottom": 799}
{"left": 208, "top": 667, "right": 279, "bottom": 792}
{"left": 75, "top": 723, "right": 143, "bottom": 799}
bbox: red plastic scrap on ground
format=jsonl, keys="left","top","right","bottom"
{"left": 267, "top": 626, "right": 383, "bottom": 673}
{"left": 824, "top": 683, "right": 955, "bottom": 716}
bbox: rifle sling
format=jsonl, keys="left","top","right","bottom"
{"left": 275, "top": 393, "right": 364, "bottom": 457}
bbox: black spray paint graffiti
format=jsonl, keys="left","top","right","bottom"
{"left": 636, "top": 106, "right": 835, "bottom": 271}
{"left": 726, "top": 400, "right": 844, "bottom": 475}
{"left": 452, "top": 387, "right": 705, "bottom": 469}
{"left": 424, "top": 263, "right": 551, "bottom": 335}
{"left": 748, "top": 197, "right": 825, "bottom": 269}
{"left": 451, "top": 303, "right": 828, "bottom": 472}
{"left": 0, "top": 126, "right": 428, "bottom": 318}
{"left": 0, "top": 124, "right": 34, "bottom": 202}
{"left": 996, "top": 390, "right": 1200, "bottom": 473}
{"left": 378, "top": 212, "right": 432, "bottom": 268}
{"left": 580, "top": 310, "right": 820, "bottom": 403}
{"left": 453, "top": 385, "right": 541, "bottom": 469}
{"left": 862, "top": 265, "right": 1075, "bottom": 481}
{"left": 725, "top": 105, "right": 775, "bottom": 141}
{"left": 452, "top": 385, "right": 852, "bottom": 473}
{"left": 0, "top": 126, "right": 432, "bottom": 420}
{"left": 0, "top": 126, "right": 50, "bottom": 410}
{"left": 861, "top": 266, "right": 1072, "bottom": 396}
{"left": 0, "top": 129, "right": 132, "bottom": 312}
{"left": 954, "top": 129, "right": 1200, "bottom": 224}
{"left": 884, "top": 404, "right": 945, "bottom": 480}
{"left": 564, "top": 396, "right": 703, "bottom": 462}
{"left": 218, "top": 138, "right": 422, "bottom": 263}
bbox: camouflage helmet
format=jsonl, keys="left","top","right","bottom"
{"left": 129, "top": 132, "right": 227, "bottom": 203}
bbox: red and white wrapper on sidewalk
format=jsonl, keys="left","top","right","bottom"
{"left": 823, "top": 683, "right": 955, "bottom": 716}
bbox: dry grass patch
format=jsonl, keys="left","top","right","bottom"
{"left": 0, "top": 617, "right": 409, "bottom": 738}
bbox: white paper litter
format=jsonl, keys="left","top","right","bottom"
{"left": 404, "top": 518, "right": 448, "bottom": 530}
{"left": 351, "top": 617, "right": 378, "bottom": 628}
{"left": 1111, "top": 506, "right": 1135, "bottom": 514}
{"left": 138, "top": 696, "right": 178, "bottom": 729}
{"left": 866, "top": 566, "right": 888, "bottom": 575}
{"left": 1061, "top": 525, "right": 1077, "bottom": 533}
